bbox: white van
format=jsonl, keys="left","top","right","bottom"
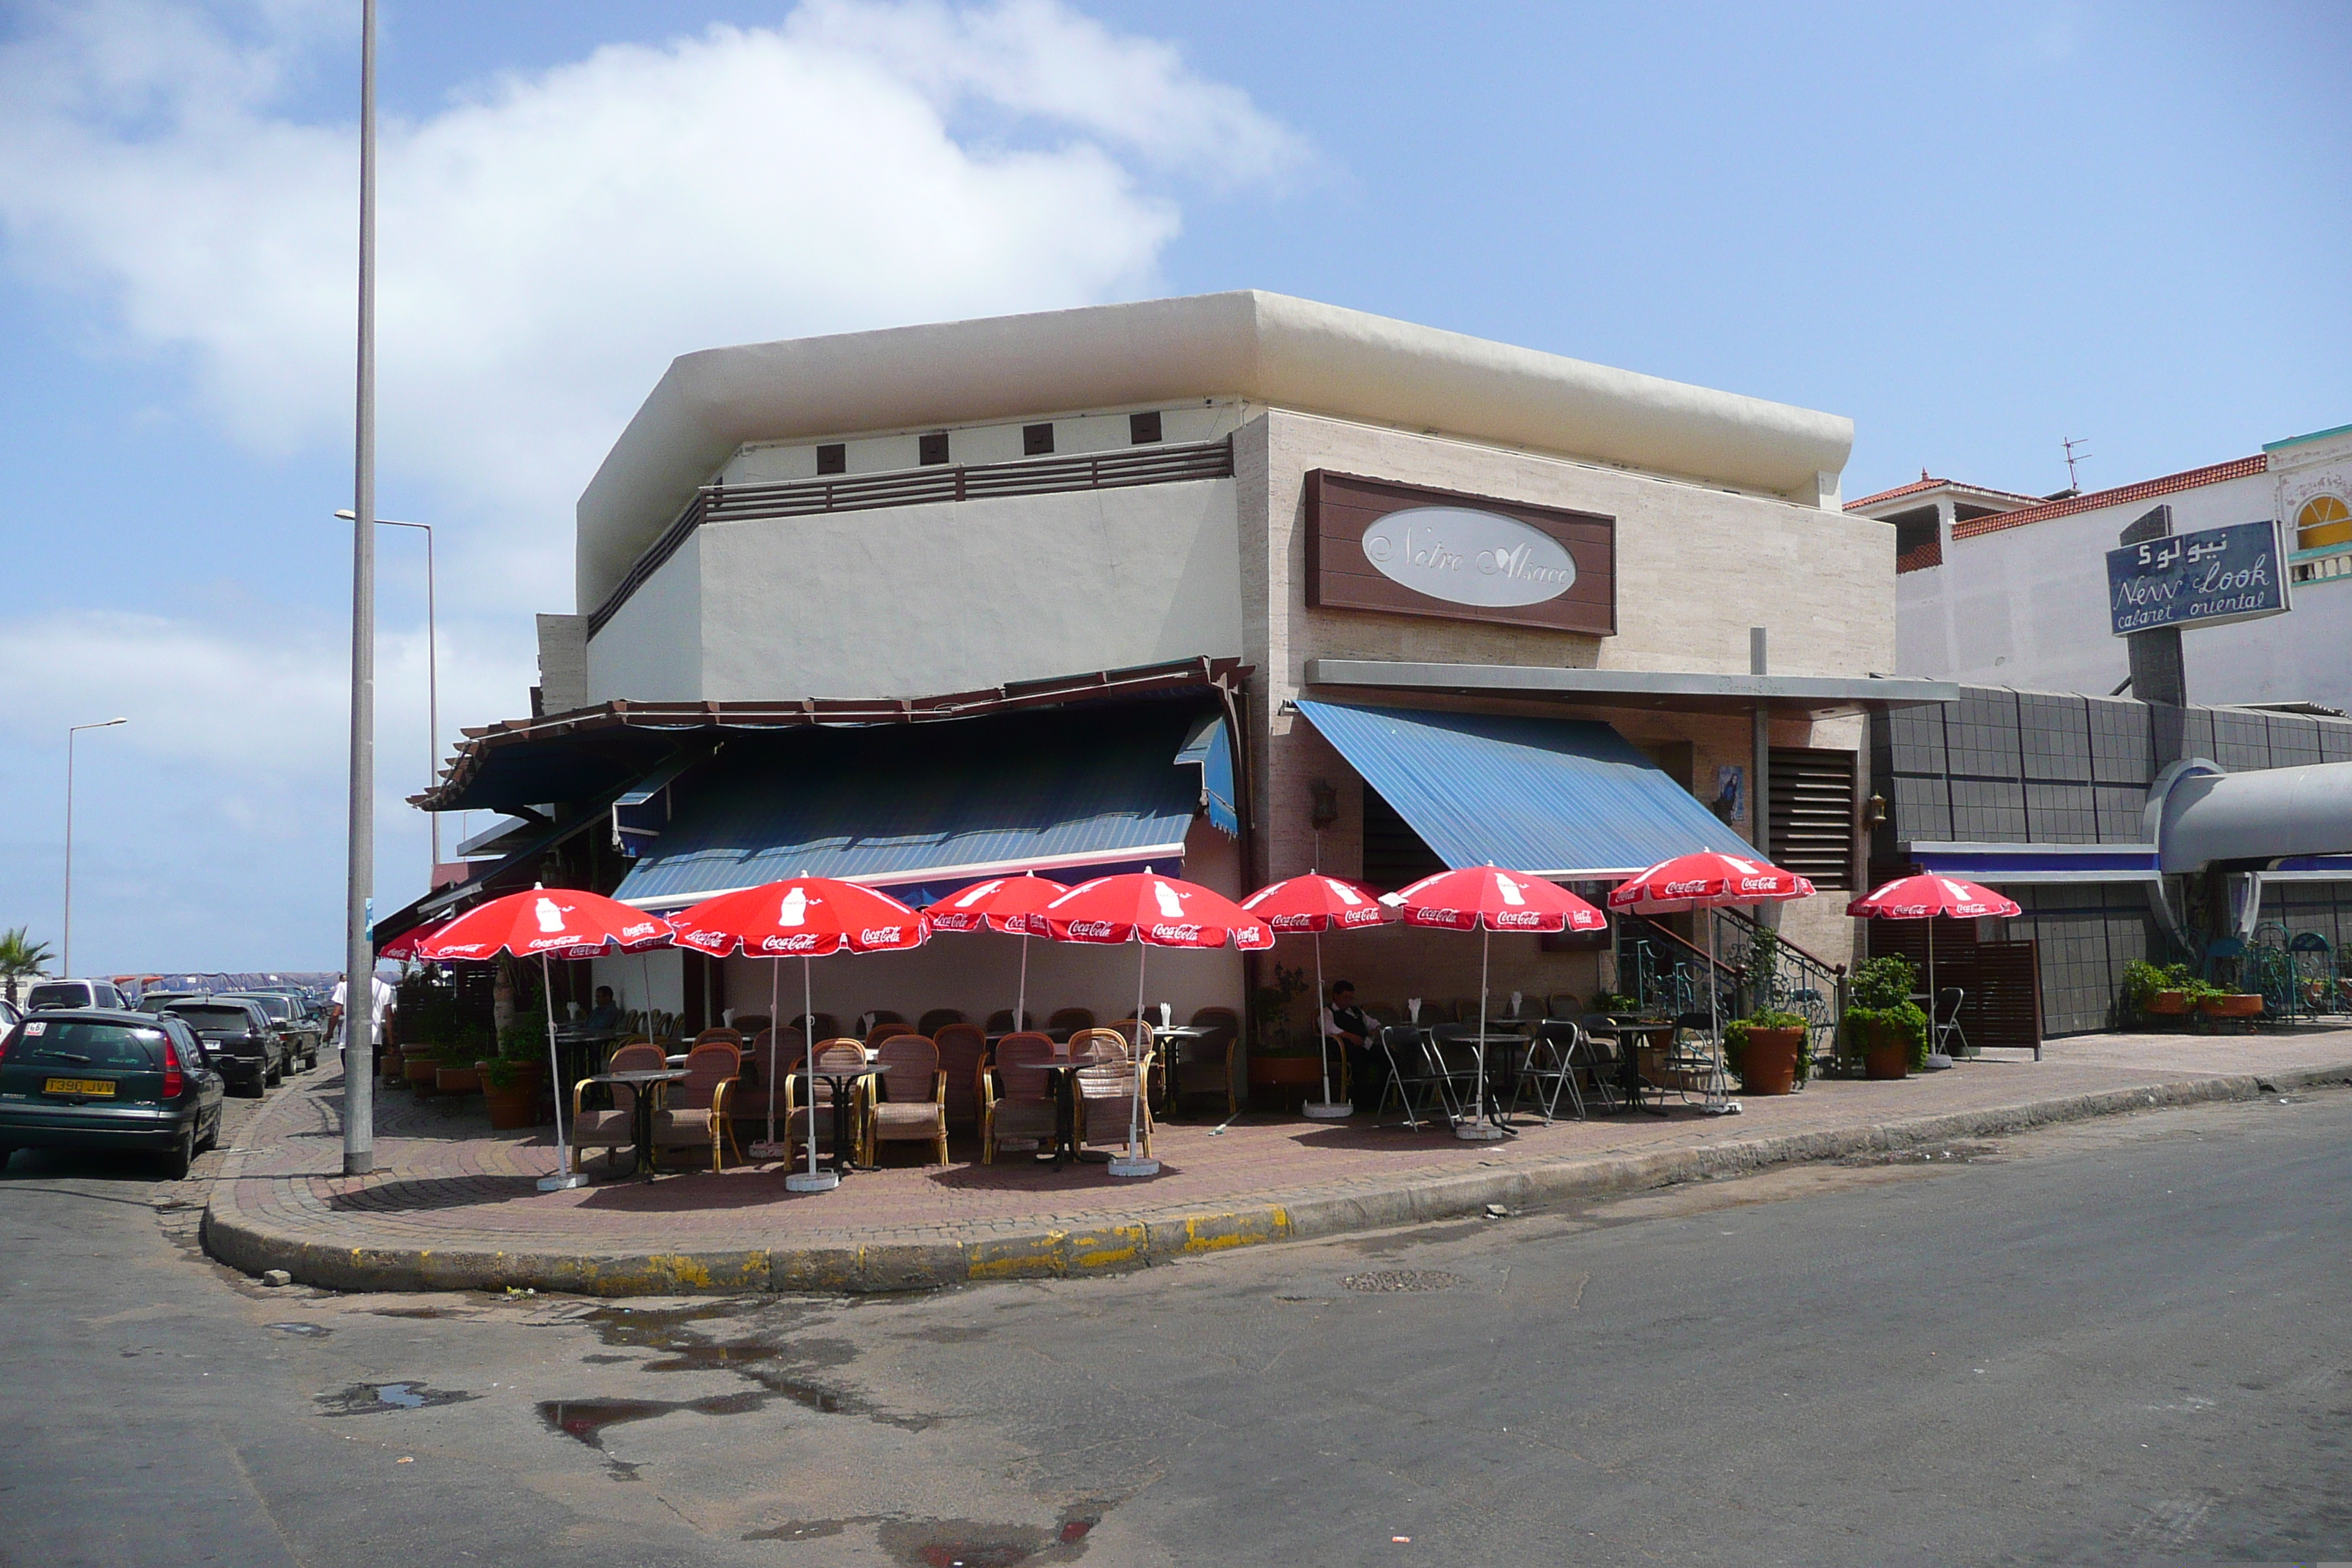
{"left": 23, "top": 978, "right": 130, "bottom": 1012}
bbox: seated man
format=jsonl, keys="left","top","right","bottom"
{"left": 1319, "top": 980, "right": 1379, "bottom": 1113}
{"left": 582, "top": 985, "right": 623, "bottom": 1035}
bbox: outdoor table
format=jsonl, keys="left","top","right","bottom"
{"left": 581, "top": 1067, "right": 687, "bottom": 1181}
{"left": 1607, "top": 1017, "right": 1675, "bottom": 1117}
{"left": 1423, "top": 1030, "right": 1529, "bottom": 1135}
{"left": 810, "top": 1064, "right": 882, "bottom": 1175}
{"left": 1143, "top": 1025, "right": 1207, "bottom": 1116}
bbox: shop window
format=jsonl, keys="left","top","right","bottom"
{"left": 1023, "top": 422, "right": 1055, "bottom": 456}
{"left": 2298, "top": 494, "right": 2352, "bottom": 551}
{"left": 1361, "top": 785, "right": 1444, "bottom": 891}
{"left": 815, "top": 442, "right": 846, "bottom": 475}
{"left": 1129, "top": 410, "right": 1162, "bottom": 445}
{"left": 1767, "top": 748, "right": 1857, "bottom": 889}
{"left": 919, "top": 431, "right": 950, "bottom": 466}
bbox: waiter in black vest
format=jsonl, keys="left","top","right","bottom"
{"left": 1321, "top": 980, "right": 1380, "bottom": 1114}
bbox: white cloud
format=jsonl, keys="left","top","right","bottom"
{"left": 0, "top": 0, "right": 1304, "bottom": 605}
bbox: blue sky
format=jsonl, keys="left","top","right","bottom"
{"left": 1, "top": 0, "right": 2345, "bottom": 974}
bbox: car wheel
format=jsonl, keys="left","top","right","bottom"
{"left": 0, "top": 1146, "right": 13, "bottom": 1171}
{"left": 266, "top": 1057, "right": 282, "bottom": 1087}
{"left": 240, "top": 1072, "right": 263, "bottom": 1098}
{"left": 195, "top": 1113, "right": 218, "bottom": 1155}
{"left": 159, "top": 1130, "right": 192, "bottom": 1181}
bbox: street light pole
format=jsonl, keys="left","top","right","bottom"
{"left": 343, "top": 0, "right": 378, "bottom": 1177}
{"left": 63, "top": 717, "right": 129, "bottom": 977}
{"left": 338, "top": 509, "right": 438, "bottom": 875}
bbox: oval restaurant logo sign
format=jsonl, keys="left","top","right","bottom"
{"left": 1360, "top": 507, "right": 1578, "bottom": 608}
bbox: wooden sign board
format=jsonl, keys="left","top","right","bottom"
{"left": 1305, "top": 470, "right": 1616, "bottom": 636}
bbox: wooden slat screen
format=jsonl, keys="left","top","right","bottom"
{"left": 1968, "top": 940, "right": 2043, "bottom": 1051}
{"left": 1768, "top": 747, "right": 1857, "bottom": 889}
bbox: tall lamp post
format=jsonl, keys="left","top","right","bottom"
{"left": 343, "top": 0, "right": 379, "bottom": 1177}
{"left": 63, "top": 717, "right": 129, "bottom": 977}
{"left": 337, "top": 508, "right": 438, "bottom": 875}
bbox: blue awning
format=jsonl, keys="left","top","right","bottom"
{"left": 1175, "top": 709, "right": 1239, "bottom": 837}
{"left": 1296, "top": 699, "right": 1733, "bottom": 878}
{"left": 610, "top": 703, "right": 1213, "bottom": 911}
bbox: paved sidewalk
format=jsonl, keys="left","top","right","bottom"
{"left": 205, "top": 1030, "right": 2352, "bottom": 1295}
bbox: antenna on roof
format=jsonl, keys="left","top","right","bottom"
{"left": 2062, "top": 436, "right": 2092, "bottom": 491}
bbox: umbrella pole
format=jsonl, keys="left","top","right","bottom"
{"left": 1302, "top": 928, "right": 1349, "bottom": 1119}
{"left": 1017, "top": 928, "right": 1030, "bottom": 1034}
{"left": 1928, "top": 920, "right": 1939, "bottom": 1059}
{"left": 785, "top": 953, "right": 837, "bottom": 1192}
{"left": 1704, "top": 913, "right": 1733, "bottom": 1114}
{"left": 765, "top": 959, "right": 780, "bottom": 1149}
{"left": 1455, "top": 927, "right": 1504, "bottom": 1141}
{"left": 536, "top": 951, "right": 586, "bottom": 1191}
{"left": 1109, "top": 939, "right": 1159, "bottom": 1177}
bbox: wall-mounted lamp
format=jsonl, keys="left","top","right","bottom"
{"left": 1863, "top": 794, "right": 1887, "bottom": 829}
{"left": 1309, "top": 779, "right": 1340, "bottom": 827}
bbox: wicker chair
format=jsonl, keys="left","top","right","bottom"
{"left": 863, "top": 1021, "right": 907, "bottom": 1052}
{"left": 864, "top": 1035, "right": 949, "bottom": 1165}
{"left": 932, "top": 1022, "right": 989, "bottom": 1131}
{"left": 1166, "top": 1009, "right": 1237, "bottom": 1118}
{"left": 571, "top": 1041, "right": 666, "bottom": 1173}
{"left": 1546, "top": 992, "right": 1583, "bottom": 1019}
{"left": 1075, "top": 1050, "right": 1153, "bottom": 1158}
{"left": 654, "top": 1039, "right": 742, "bottom": 1171}
{"left": 1047, "top": 1006, "right": 1096, "bottom": 1039}
{"left": 916, "top": 1008, "right": 963, "bottom": 1035}
{"left": 785, "top": 1039, "right": 870, "bottom": 1166}
{"left": 1066, "top": 1027, "right": 1130, "bottom": 1062}
{"left": 984, "top": 1009, "right": 1034, "bottom": 1035}
{"left": 981, "top": 1033, "right": 1058, "bottom": 1163}
{"left": 788, "top": 1012, "right": 840, "bottom": 1044}
{"left": 693, "top": 1026, "right": 744, "bottom": 1048}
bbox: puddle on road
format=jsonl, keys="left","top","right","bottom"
{"left": 559, "top": 1299, "right": 935, "bottom": 1431}
{"left": 744, "top": 1514, "right": 883, "bottom": 1542}
{"left": 265, "top": 1321, "right": 333, "bottom": 1338}
{"left": 875, "top": 1503, "right": 1105, "bottom": 1567}
{"left": 538, "top": 1391, "right": 772, "bottom": 1449}
{"left": 372, "top": 1305, "right": 471, "bottom": 1320}
{"left": 316, "top": 1381, "right": 477, "bottom": 1415}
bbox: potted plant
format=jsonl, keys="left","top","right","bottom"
{"left": 1725, "top": 1009, "right": 1810, "bottom": 1096}
{"left": 1245, "top": 965, "right": 1322, "bottom": 1110}
{"left": 2122, "top": 960, "right": 2197, "bottom": 1023}
{"left": 477, "top": 1053, "right": 541, "bottom": 1131}
{"left": 434, "top": 1041, "right": 481, "bottom": 1095}
{"left": 1842, "top": 954, "right": 1928, "bottom": 1079}
{"left": 1590, "top": 991, "right": 1648, "bottom": 1016}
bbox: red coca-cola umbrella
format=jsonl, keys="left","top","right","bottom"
{"left": 1847, "top": 875, "right": 2020, "bottom": 1047}
{"left": 922, "top": 874, "right": 1070, "bottom": 1039}
{"left": 1609, "top": 851, "right": 1815, "bottom": 1112}
{"left": 1040, "top": 870, "right": 1273, "bottom": 1175}
{"left": 1240, "top": 874, "right": 1397, "bottom": 1118}
{"left": 1387, "top": 866, "right": 1607, "bottom": 1138}
{"left": 376, "top": 917, "right": 451, "bottom": 962}
{"left": 668, "top": 878, "right": 927, "bottom": 1190}
{"left": 416, "top": 886, "right": 677, "bottom": 1190}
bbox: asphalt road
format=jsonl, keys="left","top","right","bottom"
{"left": 1, "top": 1085, "right": 2346, "bottom": 1567}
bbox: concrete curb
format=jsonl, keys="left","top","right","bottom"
{"left": 202, "top": 1062, "right": 2352, "bottom": 1297}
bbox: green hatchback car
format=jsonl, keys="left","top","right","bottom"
{"left": 0, "top": 1010, "right": 226, "bottom": 1178}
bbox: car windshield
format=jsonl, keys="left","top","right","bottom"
{"left": 5, "top": 1019, "right": 162, "bottom": 1069}
{"left": 24, "top": 984, "right": 89, "bottom": 1011}
{"left": 137, "top": 994, "right": 196, "bottom": 1013}
{"left": 224, "top": 995, "right": 291, "bottom": 1021}
{"left": 170, "top": 1006, "right": 257, "bottom": 1036}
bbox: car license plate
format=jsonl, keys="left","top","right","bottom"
{"left": 44, "top": 1077, "right": 116, "bottom": 1097}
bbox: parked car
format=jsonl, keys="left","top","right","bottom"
{"left": 214, "top": 991, "right": 321, "bottom": 1073}
{"left": 162, "top": 999, "right": 284, "bottom": 1096}
{"left": 0, "top": 998, "right": 19, "bottom": 1033}
{"left": 24, "top": 978, "right": 130, "bottom": 1012}
{"left": 248, "top": 984, "right": 325, "bottom": 1025}
{"left": 0, "top": 1010, "right": 226, "bottom": 1178}
{"left": 135, "top": 990, "right": 208, "bottom": 1015}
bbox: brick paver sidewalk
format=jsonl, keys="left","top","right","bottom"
{"left": 205, "top": 1029, "right": 2352, "bottom": 1294}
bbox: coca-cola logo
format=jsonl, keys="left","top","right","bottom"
{"left": 1270, "top": 913, "right": 1316, "bottom": 930}
{"left": 758, "top": 932, "right": 824, "bottom": 953}
{"left": 619, "top": 921, "right": 664, "bottom": 941}
{"left": 436, "top": 941, "right": 491, "bottom": 956}
{"left": 1491, "top": 911, "right": 1545, "bottom": 928}
{"left": 1147, "top": 923, "right": 1202, "bottom": 942}
{"left": 1066, "top": 920, "right": 1117, "bottom": 938}
{"left": 1738, "top": 875, "right": 1779, "bottom": 892}
{"left": 859, "top": 926, "right": 905, "bottom": 945}
{"left": 680, "top": 930, "right": 728, "bottom": 952}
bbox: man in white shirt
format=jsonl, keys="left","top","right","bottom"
{"left": 1319, "top": 980, "right": 1380, "bottom": 1114}
{"left": 331, "top": 972, "right": 395, "bottom": 1063}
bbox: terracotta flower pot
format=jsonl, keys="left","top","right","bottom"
{"left": 377, "top": 1047, "right": 406, "bottom": 1088}
{"left": 434, "top": 1063, "right": 480, "bottom": 1094}
{"left": 478, "top": 1070, "right": 540, "bottom": 1131}
{"left": 1248, "top": 1054, "right": 1325, "bottom": 1112}
{"left": 1739, "top": 1028, "right": 1804, "bottom": 1096}
{"left": 2145, "top": 990, "right": 2190, "bottom": 1016}
{"left": 405, "top": 1054, "right": 442, "bottom": 1096}
{"left": 1859, "top": 1018, "right": 1911, "bottom": 1080}
{"left": 2199, "top": 994, "right": 2263, "bottom": 1018}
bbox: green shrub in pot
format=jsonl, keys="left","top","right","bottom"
{"left": 1843, "top": 954, "right": 1929, "bottom": 1070}
{"left": 1725, "top": 1009, "right": 1812, "bottom": 1085}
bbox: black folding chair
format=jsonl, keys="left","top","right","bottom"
{"left": 1508, "top": 1019, "right": 1586, "bottom": 1123}
{"left": 1377, "top": 1024, "right": 1456, "bottom": 1129}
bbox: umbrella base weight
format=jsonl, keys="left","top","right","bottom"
{"left": 1700, "top": 1101, "right": 1743, "bottom": 1116}
{"left": 1303, "top": 1100, "right": 1352, "bottom": 1120}
{"left": 537, "top": 1171, "right": 590, "bottom": 1192}
{"left": 1452, "top": 1120, "right": 1507, "bottom": 1142}
{"left": 1107, "top": 1155, "right": 1161, "bottom": 1178}
{"left": 785, "top": 1170, "right": 841, "bottom": 1193}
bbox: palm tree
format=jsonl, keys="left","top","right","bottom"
{"left": 0, "top": 926, "right": 53, "bottom": 1006}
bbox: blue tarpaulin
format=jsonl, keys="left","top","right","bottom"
{"left": 1297, "top": 699, "right": 1730, "bottom": 878}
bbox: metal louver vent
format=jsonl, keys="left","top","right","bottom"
{"left": 1768, "top": 748, "right": 1856, "bottom": 889}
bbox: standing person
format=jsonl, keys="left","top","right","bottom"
{"left": 330, "top": 970, "right": 394, "bottom": 1068}
{"left": 1320, "top": 980, "right": 1382, "bottom": 1115}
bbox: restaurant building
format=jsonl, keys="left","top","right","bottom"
{"left": 407, "top": 292, "right": 1953, "bottom": 1038}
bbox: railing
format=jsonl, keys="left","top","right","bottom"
{"left": 587, "top": 436, "right": 1237, "bottom": 636}
{"left": 2290, "top": 543, "right": 2352, "bottom": 585}
{"left": 1716, "top": 908, "right": 1848, "bottom": 1066}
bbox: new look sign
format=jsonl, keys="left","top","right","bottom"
{"left": 1305, "top": 471, "right": 1616, "bottom": 635}
{"left": 2106, "top": 519, "right": 2290, "bottom": 637}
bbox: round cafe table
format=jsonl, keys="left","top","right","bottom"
{"left": 810, "top": 1064, "right": 882, "bottom": 1174}
{"left": 581, "top": 1067, "right": 687, "bottom": 1180}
